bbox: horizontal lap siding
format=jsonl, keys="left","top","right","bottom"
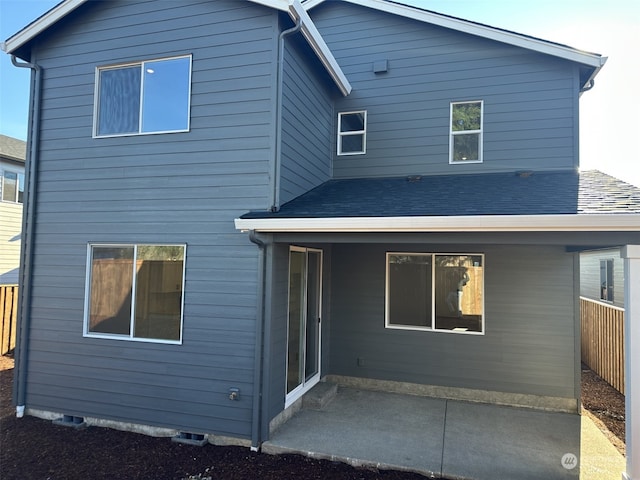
{"left": 279, "top": 34, "right": 333, "bottom": 205}
{"left": 0, "top": 202, "right": 22, "bottom": 284}
{"left": 26, "top": 0, "right": 277, "bottom": 437}
{"left": 310, "top": 3, "right": 577, "bottom": 178}
{"left": 330, "top": 244, "right": 577, "bottom": 399}
{"left": 579, "top": 249, "right": 625, "bottom": 308}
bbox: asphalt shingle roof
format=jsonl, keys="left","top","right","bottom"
{"left": 241, "top": 170, "right": 640, "bottom": 219}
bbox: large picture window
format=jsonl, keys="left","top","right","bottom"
{"left": 386, "top": 253, "right": 484, "bottom": 334}
{"left": 450, "top": 101, "right": 483, "bottom": 163}
{"left": 84, "top": 244, "right": 186, "bottom": 343}
{"left": 94, "top": 55, "right": 192, "bottom": 137}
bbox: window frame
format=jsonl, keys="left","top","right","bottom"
{"left": 93, "top": 54, "right": 192, "bottom": 138}
{"left": 337, "top": 110, "right": 367, "bottom": 156}
{"left": 385, "top": 252, "right": 485, "bottom": 335}
{"left": 599, "top": 258, "right": 614, "bottom": 303}
{"left": 1, "top": 169, "right": 25, "bottom": 204}
{"left": 83, "top": 243, "right": 187, "bottom": 344}
{"left": 449, "top": 100, "right": 483, "bottom": 164}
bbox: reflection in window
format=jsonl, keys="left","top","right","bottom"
{"left": 2, "top": 171, "right": 25, "bottom": 203}
{"left": 600, "top": 259, "right": 614, "bottom": 302}
{"left": 338, "top": 111, "right": 367, "bottom": 155}
{"left": 450, "top": 101, "right": 483, "bottom": 163}
{"left": 386, "top": 253, "right": 484, "bottom": 334}
{"left": 86, "top": 244, "right": 185, "bottom": 342}
{"left": 96, "top": 55, "right": 191, "bottom": 137}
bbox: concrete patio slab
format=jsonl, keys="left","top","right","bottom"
{"left": 442, "top": 401, "right": 580, "bottom": 480}
{"left": 263, "top": 386, "right": 582, "bottom": 479}
{"left": 263, "top": 388, "right": 447, "bottom": 476}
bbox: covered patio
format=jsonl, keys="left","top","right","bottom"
{"left": 263, "top": 384, "right": 580, "bottom": 479}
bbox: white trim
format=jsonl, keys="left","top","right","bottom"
{"left": 93, "top": 55, "right": 192, "bottom": 138}
{"left": 235, "top": 214, "right": 640, "bottom": 233}
{"left": 337, "top": 110, "right": 367, "bottom": 156}
{"left": 302, "top": 0, "right": 606, "bottom": 74}
{"left": 83, "top": 243, "right": 186, "bottom": 345}
{"left": 2, "top": 0, "right": 87, "bottom": 54}
{"left": 1, "top": 168, "right": 25, "bottom": 204}
{"left": 288, "top": 1, "right": 351, "bottom": 96}
{"left": 449, "top": 100, "right": 483, "bottom": 164}
{"left": 385, "top": 252, "right": 485, "bottom": 335}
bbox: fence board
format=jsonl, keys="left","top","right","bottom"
{"left": 1, "top": 285, "right": 19, "bottom": 355}
{"left": 580, "top": 296, "right": 625, "bottom": 394}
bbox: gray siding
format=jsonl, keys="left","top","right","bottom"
{"left": 310, "top": 2, "right": 579, "bottom": 179}
{"left": 279, "top": 32, "right": 334, "bottom": 206}
{"left": 26, "top": 0, "right": 279, "bottom": 438}
{"left": 329, "top": 244, "right": 577, "bottom": 399}
{"left": 580, "top": 249, "right": 625, "bottom": 308}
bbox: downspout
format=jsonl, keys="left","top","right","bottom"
{"left": 11, "top": 55, "right": 42, "bottom": 417}
{"left": 249, "top": 230, "right": 268, "bottom": 451}
{"left": 271, "top": 16, "right": 302, "bottom": 212}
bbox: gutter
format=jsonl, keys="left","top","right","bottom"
{"left": 249, "top": 230, "right": 269, "bottom": 450}
{"left": 271, "top": 15, "right": 303, "bottom": 212}
{"left": 235, "top": 213, "right": 640, "bottom": 233}
{"left": 11, "top": 55, "right": 42, "bottom": 417}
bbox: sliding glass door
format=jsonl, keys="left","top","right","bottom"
{"left": 286, "top": 247, "right": 322, "bottom": 406}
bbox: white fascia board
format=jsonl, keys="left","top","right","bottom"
{"left": 303, "top": 0, "right": 606, "bottom": 70}
{"left": 2, "top": 0, "right": 88, "bottom": 54}
{"left": 288, "top": 1, "right": 352, "bottom": 95}
{"left": 235, "top": 214, "right": 640, "bottom": 233}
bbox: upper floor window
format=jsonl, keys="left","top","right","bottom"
{"left": 94, "top": 55, "right": 192, "bottom": 137}
{"left": 84, "top": 244, "right": 186, "bottom": 343}
{"left": 450, "top": 101, "right": 483, "bottom": 163}
{"left": 338, "top": 111, "right": 367, "bottom": 155}
{"left": 1, "top": 170, "right": 25, "bottom": 203}
{"left": 600, "top": 259, "right": 614, "bottom": 302}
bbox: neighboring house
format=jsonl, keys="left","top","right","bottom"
{"left": 3, "top": 0, "right": 640, "bottom": 469}
{"left": 581, "top": 247, "right": 625, "bottom": 308}
{"left": 0, "top": 135, "right": 26, "bottom": 285}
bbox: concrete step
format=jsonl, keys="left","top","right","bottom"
{"left": 303, "top": 382, "right": 338, "bottom": 410}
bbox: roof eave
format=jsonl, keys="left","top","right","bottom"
{"left": 288, "top": 1, "right": 351, "bottom": 95}
{"left": 302, "top": 0, "right": 606, "bottom": 71}
{"left": 235, "top": 214, "right": 640, "bottom": 233}
{"left": 2, "top": 0, "right": 86, "bottom": 56}
{"left": 2, "top": 0, "right": 351, "bottom": 96}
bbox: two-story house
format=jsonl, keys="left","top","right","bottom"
{"left": 3, "top": 0, "right": 640, "bottom": 478}
{"left": 0, "top": 135, "right": 26, "bottom": 285}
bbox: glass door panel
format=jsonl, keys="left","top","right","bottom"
{"left": 286, "top": 247, "right": 322, "bottom": 401}
{"left": 287, "top": 250, "right": 305, "bottom": 394}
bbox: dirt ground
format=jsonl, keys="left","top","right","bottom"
{"left": 0, "top": 355, "right": 626, "bottom": 479}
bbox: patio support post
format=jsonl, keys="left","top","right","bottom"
{"left": 622, "top": 245, "right": 640, "bottom": 480}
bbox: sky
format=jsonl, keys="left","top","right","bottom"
{"left": 1, "top": 0, "right": 639, "bottom": 187}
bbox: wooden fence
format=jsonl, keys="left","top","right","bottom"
{"left": 1, "top": 285, "right": 18, "bottom": 355}
{"left": 580, "top": 296, "right": 625, "bottom": 394}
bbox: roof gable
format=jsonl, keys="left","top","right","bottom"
{"left": 1, "top": 0, "right": 351, "bottom": 96}
{"left": 303, "top": 0, "right": 606, "bottom": 89}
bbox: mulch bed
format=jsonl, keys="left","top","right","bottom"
{"left": 0, "top": 355, "right": 626, "bottom": 479}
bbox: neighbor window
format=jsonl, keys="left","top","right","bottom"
{"left": 600, "top": 259, "right": 614, "bottom": 302}
{"left": 386, "top": 253, "right": 484, "bottom": 334}
{"left": 84, "top": 244, "right": 186, "bottom": 343}
{"left": 338, "top": 111, "right": 366, "bottom": 155}
{"left": 1, "top": 170, "right": 25, "bottom": 203}
{"left": 94, "top": 55, "right": 192, "bottom": 137}
{"left": 450, "top": 101, "right": 483, "bottom": 163}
